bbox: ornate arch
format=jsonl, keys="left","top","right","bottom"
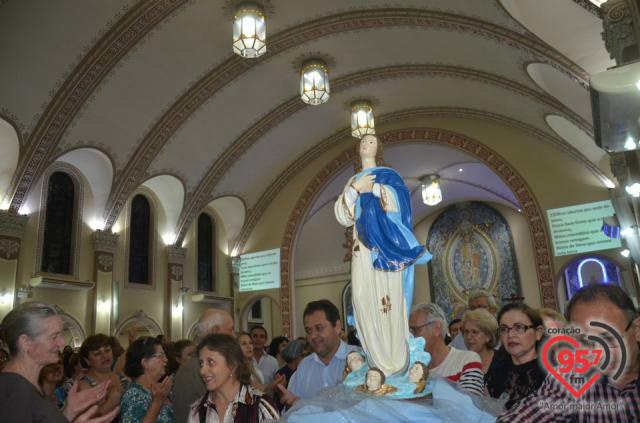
{"left": 238, "top": 294, "right": 281, "bottom": 332}
{"left": 55, "top": 308, "right": 86, "bottom": 348}
{"left": 278, "top": 127, "right": 555, "bottom": 337}
{"left": 115, "top": 310, "right": 163, "bottom": 337}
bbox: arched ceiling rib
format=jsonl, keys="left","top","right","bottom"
{"left": 1, "top": 0, "right": 188, "bottom": 214}
{"left": 231, "top": 107, "right": 609, "bottom": 255}
{"left": 165, "top": 64, "right": 591, "bottom": 244}
{"left": 4, "top": 5, "right": 591, "bottom": 217}
{"left": 1, "top": 2, "right": 612, "bottom": 251}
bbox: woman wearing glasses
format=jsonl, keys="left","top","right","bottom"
{"left": 485, "top": 303, "right": 546, "bottom": 409}
{"left": 461, "top": 309, "right": 502, "bottom": 374}
{"left": 120, "top": 337, "right": 173, "bottom": 423}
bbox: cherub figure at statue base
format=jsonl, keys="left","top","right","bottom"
{"left": 343, "top": 335, "right": 433, "bottom": 399}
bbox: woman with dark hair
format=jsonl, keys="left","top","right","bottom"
{"left": 485, "top": 302, "right": 546, "bottom": 409}
{"left": 120, "top": 337, "right": 173, "bottom": 423}
{"left": 188, "top": 334, "right": 279, "bottom": 423}
{"left": 78, "top": 334, "right": 129, "bottom": 418}
{"left": 267, "top": 336, "right": 288, "bottom": 369}
{"left": 0, "top": 302, "right": 119, "bottom": 423}
{"left": 39, "top": 352, "right": 65, "bottom": 408}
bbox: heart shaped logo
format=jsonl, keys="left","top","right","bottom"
{"left": 541, "top": 335, "right": 602, "bottom": 398}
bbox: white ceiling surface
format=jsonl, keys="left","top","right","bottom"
{"left": 0, "top": 118, "right": 20, "bottom": 205}
{"left": 151, "top": 26, "right": 539, "bottom": 190}
{"left": 142, "top": 174, "right": 185, "bottom": 239}
{"left": 0, "top": 0, "right": 136, "bottom": 131}
{"left": 0, "top": 1, "right": 614, "bottom": 239}
{"left": 500, "top": 0, "right": 614, "bottom": 74}
{"left": 56, "top": 148, "right": 114, "bottom": 225}
{"left": 207, "top": 196, "right": 246, "bottom": 248}
{"left": 526, "top": 63, "right": 592, "bottom": 123}
{"left": 214, "top": 75, "right": 558, "bottom": 206}
{"left": 295, "top": 144, "right": 519, "bottom": 280}
{"left": 546, "top": 114, "right": 609, "bottom": 171}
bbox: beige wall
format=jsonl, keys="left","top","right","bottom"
{"left": 2, "top": 115, "right": 635, "bottom": 345}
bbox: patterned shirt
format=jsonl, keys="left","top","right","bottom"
{"left": 187, "top": 384, "right": 279, "bottom": 423}
{"left": 120, "top": 381, "right": 173, "bottom": 423}
{"left": 496, "top": 374, "right": 640, "bottom": 423}
{"left": 431, "top": 347, "right": 484, "bottom": 396}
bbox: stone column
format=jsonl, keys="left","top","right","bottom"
{"left": 167, "top": 246, "right": 186, "bottom": 340}
{"left": 93, "top": 230, "right": 119, "bottom": 335}
{"left": 0, "top": 210, "right": 28, "bottom": 318}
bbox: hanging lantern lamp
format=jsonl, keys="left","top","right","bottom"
{"left": 233, "top": 2, "right": 266, "bottom": 58}
{"left": 351, "top": 101, "right": 375, "bottom": 138}
{"left": 300, "top": 59, "right": 330, "bottom": 105}
{"left": 421, "top": 175, "right": 443, "bottom": 206}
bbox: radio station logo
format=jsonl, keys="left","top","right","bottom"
{"left": 541, "top": 321, "right": 627, "bottom": 398}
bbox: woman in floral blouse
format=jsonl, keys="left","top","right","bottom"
{"left": 188, "top": 334, "right": 279, "bottom": 423}
{"left": 121, "top": 337, "right": 173, "bottom": 423}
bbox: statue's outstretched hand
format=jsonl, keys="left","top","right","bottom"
{"left": 352, "top": 174, "right": 375, "bottom": 193}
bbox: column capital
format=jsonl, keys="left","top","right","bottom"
{"left": 166, "top": 246, "right": 186, "bottom": 265}
{"left": 0, "top": 210, "right": 29, "bottom": 239}
{"left": 93, "top": 230, "right": 119, "bottom": 254}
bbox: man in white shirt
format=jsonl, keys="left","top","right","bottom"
{"left": 250, "top": 325, "right": 279, "bottom": 385}
{"left": 279, "top": 299, "right": 359, "bottom": 404}
{"left": 409, "top": 302, "right": 484, "bottom": 396}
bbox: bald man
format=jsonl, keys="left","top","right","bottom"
{"left": 173, "top": 308, "right": 234, "bottom": 423}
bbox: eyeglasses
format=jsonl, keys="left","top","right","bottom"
{"left": 499, "top": 323, "right": 536, "bottom": 336}
{"left": 150, "top": 352, "right": 166, "bottom": 359}
{"left": 409, "top": 321, "right": 436, "bottom": 336}
{"left": 462, "top": 329, "right": 482, "bottom": 337}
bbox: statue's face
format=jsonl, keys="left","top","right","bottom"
{"left": 408, "top": 363, "right": 424, "bottom": 383}
{"left": 347, "top": 353, "right": 364, "bottom": 371}
{"left": 359, "top": 135, "right": 378, "bottom": 161}
{"left": 366, "top": 370, "right": 382, "bottom": 391}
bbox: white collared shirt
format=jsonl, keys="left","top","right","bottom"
{"left": 252, "top": 352, "right": 278, "bottom": 385}
{"left": 288, "top": 341, "right": 360, "bottom": 399}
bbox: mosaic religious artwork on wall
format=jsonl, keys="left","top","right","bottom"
{"left": 427, "top": 202, "right": 521, "bottom": 318}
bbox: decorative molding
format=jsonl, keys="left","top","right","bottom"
{"left": 232, "top": 107, "right": 605, "bottom": 255}
{"left": 5, "top": 0, "right": 189, "bottom": 214}
{"left": 171, "top": 65, "right": 590, "bottom": 245}
{"left": 0, "top": 210, "right": 28, "bottom": 239}
{"left": 0, "top": 236, "right": 20, "bottom": 260}
{"left": 602, "top": 0, "right": 639, "bottom": 64}
{"left": 572, "top": 0, "right": 603, "bottom": 17}
{"left": 169, "top": 263, "right": 184, "bottom": 282}
{"left": 96, "top": 253, "right": 114, "bottom": 273}
{"left": 166, "top": 245, "right": 186, "bottom": 265}
{"left": 101, "top": 8, "right": 591, "bottom": 234}
{"left": 93, "top": 230, "right": 119, "bottom": 254}
{"left": 278, "top": 127, "right": 556, "bottom": 337}
{"left": 610, "top": 151, "right": 628, "bottom": 184}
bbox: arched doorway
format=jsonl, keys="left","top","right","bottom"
{"left": 115, "top": 310, "right": 163, "bottom": 348}
{"left": 280, "top": 127, "right": 555, "bottom": 337}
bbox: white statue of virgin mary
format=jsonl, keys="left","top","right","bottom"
{"left": 335, "top": 135, "right": 431, "bottom": 376}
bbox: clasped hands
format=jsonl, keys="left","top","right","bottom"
{"left": 352, "top": 174, "right": 376, "bottom": 194}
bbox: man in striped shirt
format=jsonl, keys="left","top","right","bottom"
{"left": 497, "top": 284, "right": 639, "bottom": 422}
{"left": 410, "top": 303, "right": 484, "bottom": 396}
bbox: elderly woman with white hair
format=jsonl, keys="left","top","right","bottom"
{"left": 0, "top": 302, "right": 119, "bottom": 423}
{"left": 461, "top": 309, "right": 504, "bottom": 375}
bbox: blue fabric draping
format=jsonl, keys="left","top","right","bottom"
{"left": 353, "top": 167, "right": 431, "bottom": 310}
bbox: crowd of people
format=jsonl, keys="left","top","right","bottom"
{"left": 0, "top": 283, "right": 638, "bottom": 422}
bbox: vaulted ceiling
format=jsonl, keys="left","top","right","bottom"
{"left": 0, "top": 0, "right": 614, "bottom": 249}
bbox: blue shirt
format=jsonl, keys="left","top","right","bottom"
{"left": 288, "top": 341, "right": 360, "bottom": 399}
